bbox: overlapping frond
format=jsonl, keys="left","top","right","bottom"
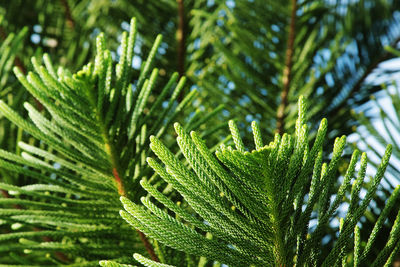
{"left": 0, "top": 17, "right": 30, "bottom": 205}
{"left": 120, "top": 96, "right": 398, "bottom": 266}
{"left": 0, "top": 18, "right": 215, "bottom": 265}
{"left": 0, "top": 1, "right": 399, "bottom": 266}
{"left": 351, "top": 58, "right": 400, "bottom": 260}
{"left": 354, "top": 47, "right": 400, "bottom": 186}
{"left": 188, "top": 0, "right": 400, "bottom": 143}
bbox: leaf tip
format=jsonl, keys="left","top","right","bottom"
{"left": 174, "top": 122, "right": 182, "bottom": 132}
{"left": 120, "top": 196, "right": 128, "bottom": 204}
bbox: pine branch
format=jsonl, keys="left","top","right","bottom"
{"left": 0, "top": 18, "right": 220, "bottom": 265}
{"left": 330, "top": 35, "right": 400, "bottom": 116}
{"left": 276, "top": 0, "right": 297, "bottom": 134}
{"left": 119, "top": 96, "right": 397, "bottom": 266}
{"left": 134, "top": 253, "right": 173, "bottom": 266}
{"left": 77, "top": 22, "right": 159, "bottom": 262}
{"left": 0, "top": 191, "right": 70, "bottom": 263}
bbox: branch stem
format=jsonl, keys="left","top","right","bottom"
{"left": 330, "top": 35, "right": 400, "bottom": 115}
{"left": 177, "top": 0, "right": 186, "bottom": 79}
{"left": 276, "top": 0, "right": 297, "bottom": 134}
{"left": 94, "top": 87, "right": 159, "bottom": 261}
{"left": 176, "top": 0, "right": 187, "bottom": 102}
{"left": 60, "top": 0, "right": 75, "bottom": 29}
{"left": 137, "top": 230, "right": 160, "bottom": 262}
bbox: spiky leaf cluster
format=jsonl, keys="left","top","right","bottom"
{"left": 0, "top": 18, "right": 214, "bottom": 265}
{"left": 119, "top": 96, "right": 400, "bottom": 266}
{"left": 0, "top": 16, "right": 27, "bottom": 152}
{"left": 188, "top": 0, "right": 400, "bottom": 143}
{"left": 3, "top": 0, "right": 400, "bottom": 147}
{"left": 352, "top": 54, "right": 400, "bottom": 260}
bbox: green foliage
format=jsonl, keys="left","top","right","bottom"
{"left": 0, "top": 16, "right": 28, "bottom": 151}
{"left": 0, "top": 18, "right": 216, "bottom": 265}
{"left": 187, "top": 0, "right": 400, "bottom": 142}
{"left": 99, "top": 260, "right": 134, "bottom": 267}
{"left": 352, "top": 71, "right": 400, "bottom": 260}
{"left": 354, "top": 87, "right": 400, "bottom": 186}
{"left": 3, "top": 1, "right": 400, "bottom": 144}
{"left": 0, "top": 1, "right": 399, "bottom": 266}
{"left": 120, "top": 97, "right": 399, "bottom": 266}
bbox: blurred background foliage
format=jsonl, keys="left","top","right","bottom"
{"left": 0, "top": 0, "right": 400, "bottom": 265}
{"left": 2, "top": 0, "right": 400, "bottom": 143}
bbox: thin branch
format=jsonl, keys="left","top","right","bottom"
{"left": 330, "top": 35, "right": 400, "bottom": 115}
{"left": 137, "top": 230, "right": 160, "bottom": 262}
{"left": 102, "top": 122, "right": 159, "bottom": 262}
{"left": 60, "top": 0, "right": 75, "bottom": 29}
{"left": 110, "top": 165, "right": 158, "bottom": 262}
{"left": 111, "top": 167, "right": 158, "bottom": 261}
{"left": 177, "top": 0, "right": 186, "bottom": 78}
{"left": 177, "top": 0, "right": 186, "bottom": 102}
{"left": 276, "top": 0, "right": 297, "bottom": 135}
{"left": 350, "top": 44, "right": 397, "bottom": 97}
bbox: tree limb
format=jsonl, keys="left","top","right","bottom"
{"left": 330, "top": 35, "right": 400, "bottom": 115}
{"left": 276, "top": 0, "right": 297, "bottom": 134}
{"left": 177, "top": 0, "right": 186, "bottom": 79}
{"left": 137, "top": 230, "right": 160, "bottom": 262}
{"left": 177, "top": 0, "right": 187, "bottom": 103}
{"left": 60, "top": 0, "right": 75, "bottom": 29}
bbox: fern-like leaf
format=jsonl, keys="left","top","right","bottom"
{"left": 120, "top": 96, "right": 397, "bottom": 266}
{"left": 0, "top": 18, "right": 215, "bottom": 265}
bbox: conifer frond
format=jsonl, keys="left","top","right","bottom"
{"left": 354, "top": 87, "right": 400, "bottom": 186}
{"left": 352, "top": 74, "right": 400, "bottom": 261}
{"left": 0, "top": 18, "right": 216, "bottom": 265}
{"left": 99, "top": 260, "right": 135, "bottom": 267}
{"left": 0, "top": 17, "right": 28, "bottom": 154}
{"left": 133, "top": 253, "right": 174, "bottom": 267}
{"left": 0, "top": 18, "right": 27, "bottom": 93}
{"left": 188, "top": 0, "right": 400, "bottom": 146}
{"left": 121, "top": 96, "right": 398, "bottom": 266}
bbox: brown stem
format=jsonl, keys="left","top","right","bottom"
{"left": 112, "top": 167, "right": 125, "bottom": 196}
{"left": 60, "top": 0, "right": 75, "bottom": 29}
{"left": 276, "top": 0, "right": 297, "bottom": 135}
{"left": 99, "top": 88, "right": 159, "bottom": 261}
{"left": 108, "top": 154, "right": 158, "bottom": 261}
{"left": 177, "top": 0, "right": 186, "bottom": 102}
{"left": 137, "top": 230, "right": 160, "bottom": 262}
{"left": 0, "top": 27, "right": 5, "bottom": 39}
{"left": 177, "top": 0, "right": 186, "bottom": 78}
